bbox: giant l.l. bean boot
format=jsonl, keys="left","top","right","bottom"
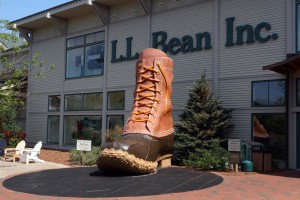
{"left": 97, "top": 48, "right": 174, "bottom": 174}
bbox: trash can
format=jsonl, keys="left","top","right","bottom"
{"left": 252, "top": 145, "right": 272, "bottom": 172}
{"left": 0, "top": 139, "right": 7, "bottom": 156}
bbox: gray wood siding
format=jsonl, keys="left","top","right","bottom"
{"left": 33, "top": 25, "right": 61, "bottom": 42}
{"left": 227, "top": 111, "right": 251, "bottom": 141}
{"left": 107, "top": 16, "right": 148, "bottom": 88}
{"left": 29, "top": 36, "right": 65, "bottom": 93}
{"left": 219, "top": 0, "right": 286, "bottom": 79}
{"left": 67, "top": 11, "right": 103, "bottom": 34}
{"left": 152, "top": 0, "right": 208, "bottom": 14}
{"left": 109, "top": 0, "right": 145, "bottom": 24}
{"left": 151, "top": 1, "right": 214, "bottom": 82}
{"left": 27, "top": 93, "right": 50, "bottom": 113}
{"left": 64, "top": 76, "right": 104, "bottom": 92}
{"left": 27, "top": 114, "right": 47, "bottom": 142}
{"left": 219, "top": 75, "right": 284, "bottom": 109}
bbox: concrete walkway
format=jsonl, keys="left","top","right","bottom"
{"left": 0, "top": 160, "right": 300, "bottom": 200}
{"left": 0, "top": 160, "right": 69, "bottom": 179}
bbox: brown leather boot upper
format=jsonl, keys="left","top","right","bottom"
{"left": 124, "top": 48, "right": 174, "bottom": 138}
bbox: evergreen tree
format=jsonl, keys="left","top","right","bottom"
{"left": 174, "top": 73, "right": 232, "bottom": 170}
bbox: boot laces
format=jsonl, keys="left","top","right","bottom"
{"left": 130, "top": 61, "right": 168, "bottom": 124}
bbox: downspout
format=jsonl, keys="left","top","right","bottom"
{"left": 285, "top": 71, "right": 290, "bottom": 169}
{"left": 101, "top": 24, "right": 108, "bottom": 145}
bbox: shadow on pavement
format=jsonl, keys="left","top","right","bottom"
{"left": 3, "top": 167, "right": 223, "bottom": 198}
{"left": 262, "top": 169, "right": 300, "bottom": 179}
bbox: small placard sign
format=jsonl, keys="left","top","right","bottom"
{"left": 76, "top": 140, "right": 92, "bottom": 151}
{"left": 228, "top": 139, "right": 240, "bottom": 152}
{"left": 229, "top": 152, "right": 240, "bottom": 164}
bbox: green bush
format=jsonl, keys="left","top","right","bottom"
{"left": 69, "top": 146, "right": 101, "bottom": 165}
{"left": 8, "top": 135, "right": 22, "bottom": 148}
{"left": 69, "top": 149, "right": 82, "bottom": 164}
{"left": 106, "top": 125, "right": 123, "bottom": 142}
{"left": 183, "top": 141, "right": 229, "bottom": 171}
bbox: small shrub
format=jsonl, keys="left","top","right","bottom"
{"left": 106, "top": 125, "right": 123, "bottom": 142}
{"left": 69, "top": 146, "right": 101, "bottom": 165}
{"left": 84, "top": 147, "right": 101, "bottom": 165}
{"left": 8, "top": 136, "right": 22, "bottom": 148}
{"left": 69, "top": 149, "right": 82, "bottom": 164}
{"left": 183, "top": 145, "right": 229, "bottom": 171}
{"left": 2, "top": 130, "right": 26, "bottom": 147}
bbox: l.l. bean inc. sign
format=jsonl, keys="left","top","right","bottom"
{"left": 111, "top": 17, "right": 278, "bottom": 63}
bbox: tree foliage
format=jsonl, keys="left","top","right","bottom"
{"left": 0, "top": 19, "right": 54, "bottom": 132}
{"left": 174, "top": 73, "right": 232, "bottom": 170}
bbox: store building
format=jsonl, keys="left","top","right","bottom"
{"left": 10, "top": 0, "right": 300, "bottom": 169}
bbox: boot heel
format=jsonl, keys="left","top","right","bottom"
{"left": 158, "top": 158, "right": 171, "bottom": 168}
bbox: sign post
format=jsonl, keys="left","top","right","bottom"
{"left": 228, "top": 139, "right": 241, "bottom": 172}
{"left": 76, "top": 140, "right": 92, "bottom": 164}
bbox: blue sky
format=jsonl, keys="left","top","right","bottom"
{"left": 0, "top": 0, "right": 71, "bottom": 22}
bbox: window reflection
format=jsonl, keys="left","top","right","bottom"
{"left": 252, "top": 114, "right": 286, "bottom": 167}
{"left": 252, "top": 80, "right": 285, "bottom": 106}
{"left": 48, "top": 95, "right": 61, "bottom": 111}
{"left": 66, "top": 32, "right": 104, "bottom": 78}
{"left": 47, "top": 115, "right": 60, "bottom": 144}
{"left": 107, "top": 91, "right": 125, "bottom": 110}
{"left": 64, "top": 115, "right": 102, "bottom": 145}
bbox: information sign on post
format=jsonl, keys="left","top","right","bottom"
{"left": 76, "top": 140, "right": 92, "bottom": 152}
{"left": 228, "top": 139, "right": 241, "bottom": 172}
{"left": 228, "top": 139, "right": 241, "bottom": 152}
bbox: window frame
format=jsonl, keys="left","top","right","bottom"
{"left": 106, "top": 115, "right": 125, "bottom": 130}
{"left": 48, "top": 95, "right": 61, "bottom": 111}
{"left": 63, "top": 115, "right": 102, "bottom": 146}
{"left": 251, "top": 79, "right": 286, "bottom": 107}
{"left": 65, "top": 31, "right": 105, "bottom": 79}
{"left": 64, "top": 92, "right": 103, "bottom": 111}
{"left": 47, "top": 115, "right": 60, "bottom": 144}
{"left": 107, "top": 90, "right": 125, "bottom": 110}
{"left": 251, "top": 113, "right": 287, "bottom": 164}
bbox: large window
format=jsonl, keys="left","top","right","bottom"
{"left": 65, "top": 93, "right": 103, "bottom": 111}
{"left": 107, "top": 91, "right": 125, "bottom": 110}
{"left": 64, "top": 115, "right": 102, "bottom": 145}
{"left": 252, "top": 80, "right": 285, "bottom": 106}
{"left": 48, "top": 95, "right": 61, "bottom": 111}
{"left": 107, "top": 115, "right": 124, "bottom": 130}
{"left": 66, "top": 31, "right": 104, "bottom": 78}
{"left": 47, "top": 115, "right": 60, "bottom": 144}
{"left": 252, "top": 114, "right": 286, "bottom": 168}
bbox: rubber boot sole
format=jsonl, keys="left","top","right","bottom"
{"left": 97, "top": 148, "right": 172, "bottom": 174}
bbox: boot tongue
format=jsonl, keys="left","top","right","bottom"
{"left": 138, "top": 48, "right": 167, "bottom": 66}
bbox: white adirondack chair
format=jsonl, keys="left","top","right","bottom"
{"left": 4, "top": 140, "right": 26, "bottom": 162}
{"left": 20, "top": 141, "right": 45, "bottom": 164}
